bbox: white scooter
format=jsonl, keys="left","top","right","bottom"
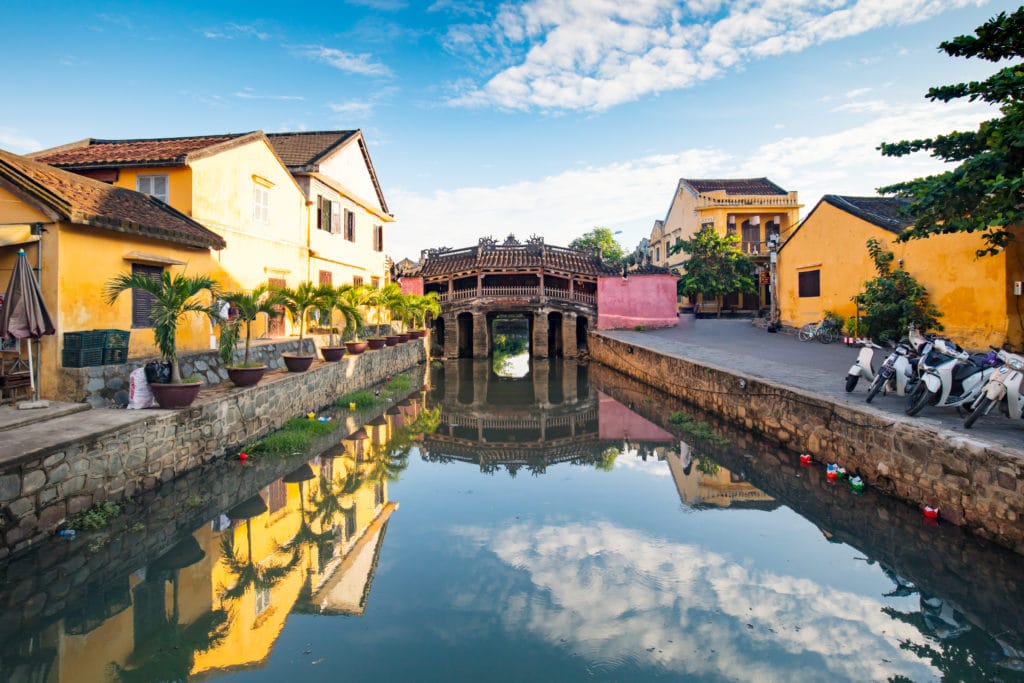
{"left": 863, "top": 341, "right": 918, "bottom": 402}
{"left": 846, "top": 342, "right": 881, "bottom": 392}
{"left": 964, "top": 348, "right": 1024, "bottom": 428}
{"left": 905, "top": 342, "right": 1001, "bottom": 416}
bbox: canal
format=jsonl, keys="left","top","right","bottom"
{"left": 2, "top": 357, "right": 1024, "bottom": 682}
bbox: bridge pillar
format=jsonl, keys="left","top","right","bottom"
{"left": 533, "top": 358, "right": 550, "bottom": 407}
{"left": 532, "top": 310, "right": 549, "bottom": 358}
{"left": 563, "top": 360, "right": 578, "bottom": 404}
{"left": 472, "top": 358, "right": 490, "bottom": 404}
{"left": 562, "top": 312, "right": 578, "bottom": 357}
{"left": 442, "top": 314, "right": 458, "bottom": 359}
{"left": 472, "top": 312, "right": 489, "bottom": 358}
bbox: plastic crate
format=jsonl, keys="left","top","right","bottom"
{"left": 63, "top": 331, "right": 106, "bottom": 350}
{"left": 62, "top": 348, "right": 104, "bottom": 368}
{"left": 102, "top": 347, "right": 128, "bottom": 365}
{"left": 99, "top": 329, "right": 130, "bottom": 349}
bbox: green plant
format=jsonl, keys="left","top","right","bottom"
{"left": 252, "top": 416, "right": 338, "bottom": 455}
{"left": 220, "top": 284, "right": 286, "bottom": 366}
{"left": 368, "top": 282, "right": 404, "bottom": 335}
{"left": 671, "top": 227, "right": 756, "bottom": 318}
{"left": 854, "top": 239, "right": 942, "bottom": 342}
{"left": 319, "top": 283, "right": 364, "bottom": 347}
{"left": 336, "top": 390, "right": 380, "bottom": 409}
{"left": 569, "top": 227, "right": 627, "bottom": 265}
{"left": 822, "top": 309, "right": 845, "bottom": 330}
{"left": 382, "top": 373, "right": 412, "bottom": 396}
{"left": 104, "top": 271, "right": 220, "bottom": 384}
{"left": 185, "top": 493, "right": 205, "bottom": 509}
{"left": 128, "top": 522, "right": 146, "bottom": 533}
{"left": 667, "top": 411, "right": 729, "bottom": 445}
{"left": 634, "top": 325, "right": 646, "bottom": 331}
{"left": 408, "top": 292, "right": 441, "bottom": 330}
{"left": 596, "top": 446, "right": 619, "bottom": 472}
{"left": 275, "top": 281, "right": 330, "bottom": 348}
{"left": 73, "top": 500, "right": 123, "bottom": 531}
{"left": 844, "top": 317, "right": 859, "bottom": 337}
{"left": 338, "top": 285, "right": 373, "bottom": 341}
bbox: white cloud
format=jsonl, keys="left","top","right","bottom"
{"left": 233, "top": 88, "right": 304, "bottom": 101}
{"left": 830, "top": 99, "right": 888, "bottom": 113}
{"left": 347, "top": 0, "right": 407, "bottom": 9}
{"left": 328, "top": 100, "right": 376, "bottom": 118}
{"left": 299, "top": 45, "right": 393, "bottom": 77}
{"left": 845, "top": 87, "right": 873, "bottom": 98}
{"left": 388, "top": 100, "right": 991, "bottom": 258}
{"left": 447, "top": 0, "right": 983, "bottom": 112}
{"left": 450, "top": 520, "right": 939, "bottom": 681}
{"left": 0, "top": 128, "right": 42, "bottom": 153}
{"left": 202, "top": 22, "right": 270, "bottom": 40}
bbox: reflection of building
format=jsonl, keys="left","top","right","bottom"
{"left": 665, "top": 444, "right": 777, "bottom": 510}
{"left": 19, "top": 406, "right": 411, "bottom": 680}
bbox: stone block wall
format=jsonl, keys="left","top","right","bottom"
{"left": 58, "top": 338, "right": 315, "bottom": 408}
{"left": 1, "top": 340, "right": 426, "bottom": 553}
{"left": 590, "top": 333, "right": 1024, "bottom": 554}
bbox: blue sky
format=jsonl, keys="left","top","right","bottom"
{"left": 0, "top": 0, "right": 1017, "bottom": 261}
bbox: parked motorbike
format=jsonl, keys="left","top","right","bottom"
{"left": 905, "top": 341, "right": 1001, "bottom": 416}
{"left": 863, "top": 341, "right": 918, "bottom": 403}
{"left": 845, "top": 342, "right": 881, "bottom": 392}
{"left": 964, "top": 348, "right": 1024, "bottom": 428}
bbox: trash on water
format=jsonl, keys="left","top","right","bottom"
{"left": 799, "top": 453, "right": 812, "bottom": 466}
{"left": 849, "top": 476, "right": 865, "bottom": 493}
{"left": 924, "top": 505, "right": 940, "bottom": 520}
{"left": 238, "top": 452, "right": 249, "bottom": 463}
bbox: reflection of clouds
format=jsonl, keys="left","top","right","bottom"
{"left": 612, "top": 451, "right": 672, "bottom": 477}
{"left": 453, "top": 521, "right": 937, "bottom": 681}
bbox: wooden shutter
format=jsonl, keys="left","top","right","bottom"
{"left": 345, "top": 210, "right": 354, "bottom": 241}
{"left": 330, "top": 201, "right": 341, "bottom": 234}
{"left": 319, "top": 270, "right": 333, "bottom": 285}
{"left": 131, "top": 264, "right": 163, "bottom": 328}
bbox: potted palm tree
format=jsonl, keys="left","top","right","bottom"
{"left": 389, "top": 291, "right": 412, "bottom": 342}
{"left": 275, "top": 281, "right": 324, "bottom": 372}
{"left": 409, "top": 292, "right": 440, "bottom": 338}
{"left": 317, "top": 284, "right": 363, "bottom": 361}
{"left": 104, "top": 270, "right": 219, "bottom": 408}
{"left": 339, "top": 284, "right": 371, "bottom": 354}
{"left": 219, "top": 284, "right": 285, "bottom": 386}
{"left": 376, "top": 282, "right": 404, "bottom": 346}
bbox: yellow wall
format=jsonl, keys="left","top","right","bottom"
{"left": 778, "top": 200, "right": 1012, "bottom": 348}
{"left": 112, "top": 166, "right": 193, "bottom": 217}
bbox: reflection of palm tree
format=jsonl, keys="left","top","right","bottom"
{"left": 308, "top": 467, "right": 365, "bottom": 531}
{"left": 218, "top": 533, "right": 301, "bottom": 602}
{"left": 281, "top": 477, "right": 334, "bottom": 552}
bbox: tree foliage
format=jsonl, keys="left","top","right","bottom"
{"left": 854, "top": 239, "right": 943, "bottom": 342}
{"left": 569, "top": 227, "right": 626, "bottom": 264}
{"left": 670, "top": 227, "right": 756, "bottom": 313}
{"left": 877, "top": 7, "right": 1024, "bottom": 255}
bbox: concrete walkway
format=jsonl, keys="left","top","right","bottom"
{"left": 599, "top": 316, "right": 1024, "bottom": 452}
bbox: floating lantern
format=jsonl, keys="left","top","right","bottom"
{"left": 836, "top": 467, "right": 847, "bottom": 480}
{"left": 349, "top": 402, "right": 357, "bottom": 411}
{"left": 826, "top": 463, "right": 838, "bottom": 481}
{"left": 924, "top": 506, "right": 939, "bottom": 520}
{"left": 307, "top": 412, "right": 316, "bottom": 420}
{"left": 238, "top": 452, "right": 249, "bottom": 463}
{"left": 849, "top": 476, "right": 864, "bottom": 493}
{"left": 799, "top": 454, "right": 812, "bottom": 466}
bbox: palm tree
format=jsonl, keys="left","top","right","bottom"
{"left": 410, "top": 292, "right": 441, "bottom": 331}
{"left": 275, "top": 281, "right": 328, "bottom": 351}
{"left": 370, "top": 282, "right": 403, "bottom": 337}
{"left": 220, "top": 284, "right": 286, "bottom": 366}
{"left": 319, "top": 284, "right": 364, "bottom": 347}
{"left": 338, "top": 285, "right": 373, "bottom": 342}
{"left": 104, "top": 271, "right": 219, "bottom": 384}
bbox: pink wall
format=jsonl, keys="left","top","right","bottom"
{"left": 399, "top": 276, "right": 424, "bottom": 296}
{"left": 597, "top": 392, "right": 676, "bottom": 442}
{"left": 597, "top": 274, "right": 678, "bottom": 330}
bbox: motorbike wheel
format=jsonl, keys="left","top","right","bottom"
{"left": 905, "top": 381, "right": 933, "bottom": 416}
{"left": 798, "top": 323, "right": 816, "bottom": 342}
{"left": 845, "top": 374, "right": 859, "bottom": 392}
{"left": 964, "top": 397, "right": 994, "bottom": 429}
{"left": 865, "top": 376, "right": 885, "bottom": 403}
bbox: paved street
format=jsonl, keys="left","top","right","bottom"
{"left": 601, "top": 315, "right": 1024, "bottom": 453}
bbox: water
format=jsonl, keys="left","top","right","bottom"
{"left": 2, "top": 359, "right": 1024, "bottom": 682}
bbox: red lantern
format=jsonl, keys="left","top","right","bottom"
{"left": 239, "top": 452, "right": 249, "bottom": 463}
{"left": 923, "top": 506, "right": 939, "bottom": 520}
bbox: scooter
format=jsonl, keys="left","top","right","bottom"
{"left": 905, "top": 342, "right": 1001, "bottom": 416}
{"left": 964, "top": 348, "right": 1024, "bottom": 428}
{"left": 845, "top": 342, "right": 881, "bottom": 392}
{"left": 863, "top": 341, "right": 918, "bottom": 403}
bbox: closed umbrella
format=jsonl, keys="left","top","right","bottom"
{"left": 1, "top": 248, "right": 55, "bottom": 402}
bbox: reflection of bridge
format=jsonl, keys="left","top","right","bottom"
{"left": 408, "top": 236, "right": 617, "bottom": 358}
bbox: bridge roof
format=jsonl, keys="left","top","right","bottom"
{"left": 419, "top": 239, "right": 618, "bottom": 278}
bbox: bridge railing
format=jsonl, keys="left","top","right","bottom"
{"left": 437, "top": 286, "right": 596, "bottom": 305}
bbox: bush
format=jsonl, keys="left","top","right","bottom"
{"left": 855, "top": 239, "right": 942, "bottom": 342}
{"left": 73, "top": 501, "right": 123, "bottom": 531}
{"left": 335, "top": 390, "right": 379, "bottom": 409}
{"left": 253, "top": 416, "right": 336, "bottom": 455}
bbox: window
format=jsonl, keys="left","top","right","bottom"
{"left": 798, "top": 270, "right": 821, "bottom": 298}
{"left": 655, "top": 246, "right": 661, "bottom": 262}
{"left": 344, "top": 210, "right": 355, "bottom": 241}
{"left": 374, "top": 483, "right": 384, "bottom": 507}
{"left": 130, "top": 264, "right": 163, "bottom": 328}
{"left": 319, "top": 270, "right": 332, "bottom": 285}
{"left": 373, "top": 224, "right": 384, "bottom": 252}
{"left": 343, "top": 507, "right": 357, "bottom": 540}
{"left": 253, "top": 183, "right": 270, "bottom": 223}
{"left": 370, "top": 277, "right": 380, "bottom": 289}
{"left": 136, "top": 175, "right": 168, "bottom": 203}
{"left": 317, "top": 196, "right": 340, "bottom": 234}
{"left": 353, "top": 275, "right": 363, "bottom": 287}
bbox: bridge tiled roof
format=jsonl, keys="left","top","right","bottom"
{"left": 419, "top": 241, "right": 618, "bottom": 278}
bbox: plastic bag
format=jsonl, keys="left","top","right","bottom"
{"left": 128, "top": 367, "right": 156, "bottom": 410}
{"left": 144, "top": 361, "right": 172, "bottom": 384}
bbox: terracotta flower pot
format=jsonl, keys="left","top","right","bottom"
{"left": 345, "top": 341, "right": 368, "bottom": 355}
{"left": 282, "top": 354, "right": 314, "bottom": 372}
{"left": 227, "top": 366, "right": 266, "bottom": 387}
{"left": 150, "top": 381, "right": 201, "bottom": 409}
{"left": 320, "top": 346, "right": 346, "bottom": 362}
{"left": 367, "top": 338, "right": 386, "bottom": 350}
{"left": 385, "top": 335, "right": 400, "bottom": 347}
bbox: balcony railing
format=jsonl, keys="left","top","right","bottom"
{"left": 696, "top": 191, "right": 800, "bottom": 209}
{"left": 437, "top": 286, "right": 596, "bottom": 305}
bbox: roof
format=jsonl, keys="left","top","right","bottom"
{"left": 418, "top": 238, "right": 619, "bottom": 278}
{"left": 0, "top": 148, "right": 226, "bottom": 250}
{"left": 30, "top": 133, "right": 260, "bottom": 169}
{"left": 265, "top": 131, "right": 358, "bottom": 168}
{"left": 683, "top": 177, "right": 788, "bottom": 196}
{"left": 822, "top": 195, "right": 913, "bottom": 234}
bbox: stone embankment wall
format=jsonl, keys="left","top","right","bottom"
{"left": 0, "top": 340, "right": 426, "bottom": 553}
{"left": 59, "top": 338, "right": 315, "bottom": 408}
{"left": 590, "top": 333, "right": 1024, "bottom": 554}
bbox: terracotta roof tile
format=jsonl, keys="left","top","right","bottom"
{"left": 0, "top": 148, "right": 226, "bottom": 250}
{"left": 32, "top": 134, "right": 251, "bottom": 168}
{"left": 683, "top": 177, "right": 788, "bottom": 196}
{"left": 823, "top": 195, "right": 913, "bottom": 234}
{"left": 419, "top": 241, "right": 618, "bottom": 278}
{"left": 265, "top": 131, "right": 358, "bottom": 168}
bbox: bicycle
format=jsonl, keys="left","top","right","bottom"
{"left": 798, "top": 319, "right": 840, "bottom": 344}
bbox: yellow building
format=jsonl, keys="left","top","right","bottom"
{"left": 0, "top": 148, "right": 225, "bottom": 399}
{"left": 648, "top": 177, "right": 801, "bottom": 310}
{"left": 777, "top": 194, "right": 1024, "bottom": 349}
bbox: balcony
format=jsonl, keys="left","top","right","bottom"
{"left": 696, "top": 191, "right": 800, "bottom": 209}
{"left": 437, "top": 286, "right": 596, "bottom": 305}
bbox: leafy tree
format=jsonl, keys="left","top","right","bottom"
{"left": 219, "top": 284, "right": 286, "bottom": 366}
{"left": 877, "top": 7, "right": 1024, "bottom": 255}
{"left": 854, "top": 239, "right": 943, "bottom": 342}
{"left": 670, "top": 227, "right": 756, "bottom": 316}
{"left": 569, "top": 227, "right": 626, "bottom": 264}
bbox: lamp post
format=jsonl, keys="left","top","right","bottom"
{"left": 766, "top": 234, "right": 780, "bottom": 329}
